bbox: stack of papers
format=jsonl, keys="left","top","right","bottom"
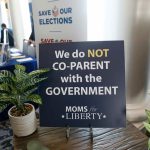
{"left": 10, "top": 53, "right": 22, "bottom": 57}
{"left": 11, "top": 55, "right": 26, "bottom": 59}
{"left": 16, "top": 57, "right": 33, "bottom": 62}
{"left": 10, "top": 48, "right": 21, "bottom": 53}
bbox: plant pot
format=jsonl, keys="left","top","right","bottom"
{"left": 8, "top": 103, "right": 37, "bottom": 137}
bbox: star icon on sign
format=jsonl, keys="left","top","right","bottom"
{"left": 62, "top": 115, "right": 65, "bottom": 119}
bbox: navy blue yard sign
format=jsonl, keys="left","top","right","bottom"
{"left": 39, "top": 41, "right": 126, "bottom": 127}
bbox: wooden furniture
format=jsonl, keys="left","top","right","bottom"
{"left": 13, "top": 121, "right": 148, "bottom": 150}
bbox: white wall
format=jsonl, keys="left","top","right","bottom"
{"left": 8, "top": 0, "right": 31, "bottom": 50}
{"left": 87, "top": 0, "right": 150, "bottom": 121}
{"left": 0, "top": 0, "right": 9, "bottom": 27}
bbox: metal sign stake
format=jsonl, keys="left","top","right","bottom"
{"left": 65, "top": 125, "right": 94, "bottom": 143}
{"left": 89, "top": 124, "right": 93, "bottom": 143}
{"left": 66, "top": 125, "right": 70, "bottom": 141}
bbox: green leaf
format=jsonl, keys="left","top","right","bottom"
{"left": 148, "top": 139, "right": 150, "bottom": 150}
{"left": 0, "top": 77, "right": 13, "bottom": 85}
{"left": 0, "top": 102, "right": 8, "bottom": 111}
{"left": 14, "top": 70, "right": 28, "bottom": 81}
{"left": 0, "top": 100, "right": 10, "bottom": 111}
{"left": 0, "top": 70, "right": 14, "bottom": 78}
{"left": 0, "top": 95, "right": 17, "bottom": 109}
{"left": 16, "top": 77, "right": 47, "bottom": 92}
{"left": 27, "top": 94, "right": 42, "bottom": 104}
{"left": 29, "top": 68, "right": 50, "bottom": 77}
{"left": 19, "top": 77, "right": 47, "bottom": 90}
{"left": 23, "top": 87, "right": 38, "bottom": 97}
{"left": 0, "top": 83, "right": 10, "bottom": 92}
{"left": 144, "top": 122, "right": 150, "bottom": 133}
{"left": 0, "top": 95, "right": 13, "bottom": 102}
{"left": 0, "top": 96, "right": 9, "bottom": 101}
{"left": 0, "top": 70, "right": 14, "bottom": 84}
{"left": 15, "top": 64, "right": 26, "bottom": 72}
{"left": 145, "top": 109, "right": 150, "bottom": 123}
{"left": 30, "top": 77, "right": 48, "bottom": 85}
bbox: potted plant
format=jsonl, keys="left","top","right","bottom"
{"left": 144, "top": 109, "right": 150, "bottom": 150}
{"left": 0, "top": 64, "right": 49, "bottom": 137}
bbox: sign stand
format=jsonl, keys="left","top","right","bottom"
{"left": 89, "top": 124, "right": 93, "bottom": 143}
{"left": 65, "top": 125, "right": 94, "bottom": 143}
{"left": 66, "top": 125, "right": 70, "bottom": 141}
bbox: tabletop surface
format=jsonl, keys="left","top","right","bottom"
{"left": 0, "top": 56, "right": 37, "bottom": 73}
{"left": 13, "top": 121, "right": 148, "bottom": 150}
{"left": 0, "top": 56, "right": 36, "bottom": 67}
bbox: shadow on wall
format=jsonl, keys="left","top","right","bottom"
{"left": 127, "top": 0, "right": 150, "bottom": 100}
